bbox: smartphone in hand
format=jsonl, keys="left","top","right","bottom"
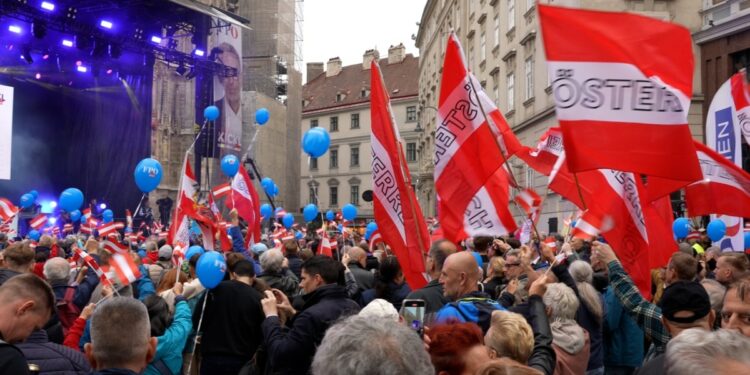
{"left": 401, "top": 299, "right": 426, "bottom": 338}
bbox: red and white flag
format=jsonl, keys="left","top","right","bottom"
{"left": 516, "top": 127, "right": 564, "bottom": 176}
{"left": 231, "top": 165, "right": 262, "bottom": 247}
{"left": 29, "top": 214, "right": 48, "bottom": 230}
{"left": 80, "top": 223, "right": 93, "bottom": 235}
{"left": 513, "top": 188, "right": 542, "bottom": 220}
{"left": 434, "top": 33, "right": 518, "bottom": 243}
{"left": 212, "top": 182, "right": 232, "bottom": 199}
{"left": 369, "top": 229, "right": 384, "bottom": 250}
{"left": 83, "top": 208, "right": 92, "bottom": 222}
{"left": 125, "top": 209, "right": 132, "bottom": 229}
{"left": 539, "top": 4, "right": 701, "bottom": 182}
{"left": 73, "top": 246, "right": 111, "bottom": 286}
{"left": 109, "top": 252, "right": 141, "bottom": 286}
{"left": 318, "top": 231, "right": 333, "bottom": 257}
{"left": 98, "top": 222, "right": 123, "bottom": 238}
{"left": 103, "top": 238, "right": 129, "bottom": 254}
{"left": 571, "top": 210, "right": 611, "bottom": 240}
{"left": 0, "top": 198, "right": 18, "bottom": 222}
{"left": 275, "top": 208, "right": 287, "bottom": 218}
{"left": 168, "top": 156, "right": 197, "bottom": 248}
{"left": 371, "top": 61, "right": 429, "bottom": 289}
{"left": 63, "top": 223, "right": 74, "bottom": 233}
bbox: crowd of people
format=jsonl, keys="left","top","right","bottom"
{"left": 1, "top": 212, "right": 750, "bottom": 375}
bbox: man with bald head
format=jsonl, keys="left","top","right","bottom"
{"left": 435, "top": 251, "right": 506, "bottom": 333}
{"left": 346, "top": 247, "right": 374, "bottom": 292}
{"left": 406, "top": 239, "right": 457, "bottom": 322}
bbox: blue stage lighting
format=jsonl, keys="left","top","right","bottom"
{"left": 99, "top": 203, "right": 107, "bottom": 210}
{"left": 77, "top": 65, "right": 88, "bottom": 73}
{"left": 49, "top": 217, "right": 57, "bottom": 225}
{"left": 99, "top": 20, "right": 113, "bottom": 29}
{"left": 150, "top": 36, "right": 162, "bottom": 44}
{"left": 50, "top": 201, "right": 57, "bottom": 208}
{"left": 8, "top": 25, "right": 22, "bottom": 34}
{"left": 194, "top": 49, "right": 205, "bottom": 57}
{"left": 62, "top": 39, "right": 73, "bottom": 47}
{"left": 41, "top": 1, "right": 55, "bottom": 11}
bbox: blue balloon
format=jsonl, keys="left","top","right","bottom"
{"left": 80, "top": 213, "right": 88, "bottom": 223}
{"left": 301, "top": 127, "right": 331, "bottom": 158}
{"left": 134, "top": 158, "right": 163, "bottom": 193}
{"left": 261, "top": 177, "right": 274, "bottom": 189}
{"left": 204, "top": 105, "right": 220, "bottom": 121}
{"left": 707, "top": 219, "right": 727, "bottom": 242}
{"left": 672, "top": 218, "right": 690, "bottom": 239}
{"left": 264, "top": 182, "right": 275, "bottom": 197}
{"left": 255, "top": 108, "right": 270, "bottom": 125}
{"left": 271, "top": 184, "right": 279, "bottom": 198}
{"left": 221, "top": 154, "right": 240, "bottom": 177}
{"left": 366, "top": 222, "right": 378, "bottom": 233}
{"left": 19, "top": 194, "right": 34, "bottom": 209}
{"left": 303, "top": 204, "right": 319, "bottom": 222}
{"left": 185, "top": 245, "right": 205, "bottom": 262}
{"left": 260, "top": 203, "right": 273, "bottom": 218}
{"left": 365, "top": 230, "right": 373, "bottom": 241}
{"left": 745, "top": 232, "right": 750, "bottom": 250}
{"left": 28, "top": 229, "right": 41, "bottom": 241}
{"left": 196, "top": 251, "right": 226, "bottom": 289}
{"left": 342, "top": 204, "right": 357, "bottom": 221}
{"left": 69, "top": 210, "right": 81, "bottom": 222}
{"left": 59, "top": 188, "right": 84, "bottom": 212}
{"left": 29, "top": 190, "right": 39, "bottom": 200}
{"left": 137, "top": 249, "right": 147, "bottom": 259}
{"left": 295, "top": 231, "right": 303, "bottom": 240}
{"left": 102, "top": 216, "right": 113, "bottom": 224}
{"left": 103, "top": 209, "right": 113, "bottom": 220}
{"left": 282, "top": 213, "right": 294, "bottom": 229}
{"left": 325, "top": 210, "right": 335, "bottom": 222}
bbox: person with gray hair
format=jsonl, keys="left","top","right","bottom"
{"left": 259, "top": 249, "right": 299, "bottom": 299}
{"left": 567, "top": 260, "right": 604, "bottom": 374}
{"left": 665, "top": 328, "right": 750, "bottom": 374}
{"left": 85, "top": 297, "right": 157, "bottom": 374}
{"left": 405, "top": 239, "right": 457, "bottom": 322}
{"left": 543, "top": 283, "right": 591, "bottom": 375}
{"left": 44, "top": 257, "right": 100, "bottom": 336}
{"left": 311, "top": 315, "right": 434, "bottom": 375}
{"left": 701, "top": 278, "right": 726, "bottom": 329}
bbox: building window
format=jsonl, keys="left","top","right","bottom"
{"left": 526, "top": 0, "right": 534, "bottom": 11}
{"left": 406, "top": 106, "right": 417, "bottom": 122}
{"left": 525, "top": 57, "right": 534, "bottom": 101}
{"left": 309, "top": 187, "right": 317, "bottom": 205}
{"left": 507, "top": 72, "right": 515, "bottom": 110}
{"left": 494, "top": 15, "right": 500, "bottom": 48}
{"left": 508, "top": 0, "right": 515, "bottom": 31}
{"left": 330, "top": 116, "right": 338, "bottom": 132}
{"left": 350, "top": 146, "right": 360, "bottom": 167}
{"left": 309, "top": 157, "right": 318, "bottom": 170}
{"left": 350, "top": 185, "right": 360, "bottom": 206}
{"left": 480, "top": 32, "right": 486, "bottom": 62}
{"left": 468, "top": 37, "right": 474, "bottom": 68}
{"left": 330, "top": 149, "right": 338, "bottom": 169}
{"left": 351, "top": 113, "right": 360, "bottom": 129}
{"left": 330, "top": 186, "right": 338, "bottom": 206}
{"left": 406, "top": 142, "right": 417, "bottom": 162}
{"left": 526, "top": 167, "right": 533, "bottom": 188}
{"left": 310, "top": 119, "right": 318, "bottom": 128}
{"left": 494, "top": 85, "right": 500, "bottom": 106}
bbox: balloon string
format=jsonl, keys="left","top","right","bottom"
{"left": 132, "top": 194, "right": 146, "bottom": 224}
{"left": 186, "top": 293, "right": 208, "bottom": 375}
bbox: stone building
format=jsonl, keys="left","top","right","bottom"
{"left": 300, "top": 45, "right": 421, "bottom": 221}
{"left": 415, "top": 0, "right": 706, "bottom": 234}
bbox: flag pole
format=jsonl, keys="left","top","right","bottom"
{"left": 572, "top": 172, "right": 588, "bottom": 210}
{"left": 465, "top": 75, "right": 542, "bottom": 242}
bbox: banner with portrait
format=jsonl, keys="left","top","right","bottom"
{"left": 210, "top": 22, "right": 243, "bottom": 154}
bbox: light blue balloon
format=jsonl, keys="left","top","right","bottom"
{"left": 134, "top": 158, "right": 163, "bottom": 193}
{"left": 19, "top": 194, "right": 34, "bottom": 209}
{"left": 29, "top": 190, "right": 39, "bottom": 200}
{"left": 672, "top": 218, "right": 690, "bottom": 239}
{"left": 255, "top": 108, "right": 270, "bottom": 125}
{"left": 103, "top": 209, "right": 113, "bottom": 221}
{"left": 59, "top": 188, "right": 84, "bottom": 212}
{"left": 260, "top": 203, "right": 273, "bottom": 218}
{"left": 325, "top": 210, "right": 335, "bottom": 222}
{"left": 271, "top": 184, "right": 279, "bottom": 197}
{"left": 303, "top": 204, "right": 319, "bottom": 222}
{"left": 282, "top": 213, "right": 294, "bottom": 229}
{"left": 196, "top": 251, "right": 226, "bottom": 289}
{"left": 366, "top": 221, "right": 378, "bottom": 233}
{"left": 69, "top": 210, "right": 81, "bottom": 222}
{"left": 28, "top": 229, "right": 41, "bottom": 241}
{"left": 301, "top": 127, "right": 331, "bottom": 158}
{"left": 295, "top": 231, "right": 303, "bottom": 240}
{"left": 221, "top": 154, "right": 240, "bottom": 177}
{"left": 342, "top": 203, "right": 357, "bottom": 221}
{"left": 745, "top": 232, "right": 750, "bottom": 250}
{"left": 261, "top": 177, "right": 274, "bottom": 189}
{"left": 185, "top": 245, "right": 205, "bottom": 261}
{"left": 204, "top": 105, "right": 220, "bottom": 121}
{"left": 707, "top": 219, "right": 727, "bottom": 242}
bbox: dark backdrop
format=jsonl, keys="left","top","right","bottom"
{"left": 0, "top": 72, "right": 152, "bottom": 219}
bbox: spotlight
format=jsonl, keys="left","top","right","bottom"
{"left": 75, "top": 60, "right": 82, "bottom": 66}
{"left": 77, "top": 65, "right": 88, "bottom": 73}
{"left": 8, "top": 25, "right": 22, "bottom": 34}
{"left": 133, "top": 27, "right": 144, "bottom": 41}
{"left": 35, "top": 73, "right": 41, "bottom": 79}
{"left": 49, "top": 217, "right": 57, "bottom": 225}
{"left": 66, "top": 6, "right": 77, "bottom": 19}
{"left": 99, "top": 203, "right": 107, "bottom": 210}
{"left": 150, "top": 36, "right": 162, "bottom": 44}
{"left": 50, "top": 201, "right": 57, "bottom": 209}
{"left": 99, "top": 20, "right": 113, "bottom": 29}
{"left": 21, "top": 47, "right": 33, "bottom": 64}
{"left": 41, "top": 1, "right": 55, "bottom": 11}
{"left": 106, "top": 69, "right": 113, "bottom": 74}
{"left": 42, "top": 50, "right": 49, "bottom": 59}
{"left": 32, "top": 20, "right": 47, "bottom": 39}
{"left": 109, "top": 43, "right": 121, "bottom": 59}
{"left": 61, "top": 39, "right": 73, "bottom": 47}
{"left": 193, "top": 49, "right": 205, "bottom": 57}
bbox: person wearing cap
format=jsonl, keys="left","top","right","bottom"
{"left": 634, "top": 280, "right": 715, "bottom": 375}
{"left": 148, "top": 245, "right": 174, "bottom": 286}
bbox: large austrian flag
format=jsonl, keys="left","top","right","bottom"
{"left": 168, "top": 155, "right": 197, "bottom": 247}
{"left": 232, "top": 165, "right": 262, "bottom": 246}
{"left": 371, "top": 61, "right": 428, "bottom": 289}
{"left": 435, "top": 33, "right": 518, "bottom": 243}
{"left": 516, "top": 127, "right": 564, "bottom": 176}
{"left": 539, "top": 4, "right": 701, "bottom": 182}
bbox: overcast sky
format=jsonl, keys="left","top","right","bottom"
{"left": 302, "top": 0, "right": 426, "bottom": 80}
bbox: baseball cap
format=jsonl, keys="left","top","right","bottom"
{"left": 251, "top": 243, "right": 268, "bottom": 255}
{"left": 659, "top": 281, "right": 711, "bottom": 324}
{"left": 158, "top": 245, "right": 173, "bottom": 260}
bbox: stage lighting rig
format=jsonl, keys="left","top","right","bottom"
{"left": 66, "top": 6, "right": 77, "bottom": 20}
{"left": 31, "top": 19, "right": 46, "bottom": 39}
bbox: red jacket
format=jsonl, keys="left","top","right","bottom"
{"left": 63, "top": 318, "right": 87, "bottom": 350}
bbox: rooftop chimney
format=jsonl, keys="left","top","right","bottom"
{"left": 306, "top": 62, "right": 324, "bottom": 83}
{"left": 388, "top": 43, "right": 406, "bottom": 64}
{"left": 326, "top": 57, "right": 342, "bottom": 77}
{"left": 362, "top": 49, "right": 380, "bottom": 70}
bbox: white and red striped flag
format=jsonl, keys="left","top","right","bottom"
{"left": 29, "top": 214, "right": 48, "bottom": 230}
{"left": 168, "top": 155, "right": 197, "bottom": 248}
{"left": 103, "top": 238, "right": 129, "bottom": 254}
{"left": 0, "top": 198, "right": 18, "bottom": 222}
{"left": 571, "top": 210, "right": 610, "bottom": 240}
{"left": 231, "top": 165, "right": 262, "bottom": 247}
{"left": 109, "top": 252, "right": 141, "bottom": 286}
{"left": 539, "top": 4, "right": 701, "bottom": 182}
{"left": 318, "top": 231, "right": 333, "bottom": 257}
{"left": 73, "top": 246, "right": 111, "bottom": 286}
{"left": 98, "top": 222, "right": 124, "bottom": 238}
{"left": 370, "top": 60, "right": 429, "bottom": 289}
{"left": 516, "top": 127, "right": 564, "bottom": 176}
{"left": 125, "top": 209, "right": 132, "bottom": 229}
{"left": 80, "top": 223, "right": 92, "bottom": 235}
{"left": 83, "top": 208, "right": 92, "bottom": 222}
{"left": 212, "top": 182, "right": 231, "bottom": 199}
{"left": 368, "top": 229, "right": 384, "bottom": 250}
{"left": 275, "top": 208, "right": 287, "bottom": 218}
{"left": 51, "top": 226, "right": 60, "bottom": 237}
{"left": 435, "top": 33, "right": 518, "bottom": 244}
{"left": 63, "top": 223, "right": 74, "bottom": 233}
{"left": 513, "top": 188, "right": 542, "bottom": 220}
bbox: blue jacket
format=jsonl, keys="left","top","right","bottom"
{"left": 51, "top": 268, "right": 99, "bottom": 309}
{"left": 144, "top": 300, "right": 193, "bottom": 375}
{"left": 17, "top": 329, "right": 91, "bottom": 375}
{"left": 604, "top": 287, "right": 644, "bottom": 368}
{"left": 435, "top": 291, "right": 506, "bottom": 333}
{"left": 229, "top": 226, "right": 262, "bottom": 276}
{"left": 135, "top": 265, "right": 156, "bottom": 301}
{"left": 361, "top": 282, "right": 411, "bottom": 311}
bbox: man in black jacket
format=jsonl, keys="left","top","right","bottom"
{"left": 261, "top": 255, "right": 360, "bottom": 374}
{"left": 346, "top": 247, "right": 374, "bottom": 292}
{"left": 405, "top": 239, "right": 457, "bottom": 323}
